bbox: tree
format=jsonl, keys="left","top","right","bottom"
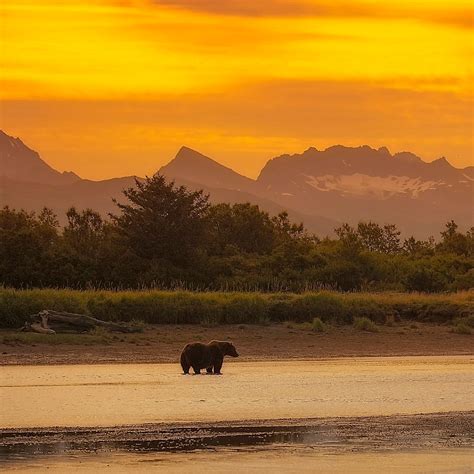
{"left": 63, "top": 207, "right": 105, "bottom": 254}
{"left": 0, "top": 207, "right": 59, "bottom": 286}
{"left": 112, "top": 175, "right": 210, "bottom": 265}
{"left": 335, "top": 223, "right": 362, "bottom": 259}
{"left": 437, "top": 220, "right": 472, "bottom": 256}
{"left": 403, "top": 236, "right": 435, "bottom": 256}
{"left": 272, "top": 211, "right": 306, "bottom": 240}
{"left": 55, "top": 208, "right": 111, "bottom": 284}
{"left": 356, "top": 221, "right": 401, "bottom": 254}
{"left": 208, "top": 203, "right": 277, "bottom": 255}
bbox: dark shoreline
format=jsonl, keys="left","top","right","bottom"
{"left": 1, "top": 412, "right": 473, "bottom": 461}
{"left": 2, "top": 322, "right": 473, "bottom": 366}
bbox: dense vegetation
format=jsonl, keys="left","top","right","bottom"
{"left": 0, "top": 288, "right": 472, "bottom": 328}
{"left": 0, "top": 175, "right": 473, "bottom": 293}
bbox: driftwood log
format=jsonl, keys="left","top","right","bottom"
{"left": 21, "top": 310, "right": 141, "bottom": 334}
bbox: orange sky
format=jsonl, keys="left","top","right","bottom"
{"left": 1, "top": 0, "right": 473, "bottom": 179}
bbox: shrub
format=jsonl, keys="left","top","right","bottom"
{"left": 466, "top": 315, "right": 474, "bottom": 328}
{"left": 299, "top": 292, "right": 348, "bottom": 324}
{"left": 451, "top": 269, "right": 474, "bottom": 291}
{"left": 311, "top": 317, "right": 327, "bottom": 332}
{"left": 257, "top": 314, "right": 271, "bottom": 326}
{"left": 452, "top": 323, "right": 472, "bottom": 335}
{"left": 404, "top": 266, "right": 447, "bottom": 293}
{"left": 353, "top": 317, "right": 379, "bottom": 332}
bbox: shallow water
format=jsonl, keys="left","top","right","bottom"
{"left": 1, "top": 356, "right": 473, "bottom": 428}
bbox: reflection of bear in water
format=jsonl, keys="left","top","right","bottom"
{"left": 180, "top": 340, "right": 239, "bottom": 375}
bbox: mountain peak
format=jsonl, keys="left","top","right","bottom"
{"left": 432, "top": 156, "right": 451, "bottom": 167}
{"left": 324, "top": 144, "right": 350, "bottom": 153}
{"left": 175, "top": 145, "right": 204, "bottom": 160}
{"left": 378, "top": 146, "right": 391, "bottom": 156}
{"left": 159, "top": 146, "right": 255, "bottom": 191}
{"left": 393, "top": 151, "right": 423, "bottom": 163}
{"left": 171, "top": 145, "right": 231, "bottom": 170}
{"left": 324, "top": 144, "right": 379, "bottom": 155}
{"left": 0, "top": 129, "right": 80, "bottom": 185}
{"left": 0, "top": 129, "right": 25, "bottom": 150}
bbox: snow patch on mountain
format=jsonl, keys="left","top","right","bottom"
{"left": 305, "top": 174, "right": 444, "bottom": 198}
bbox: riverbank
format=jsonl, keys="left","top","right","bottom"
{"left": 0, "top": 322, "right": 472, "bottom": 366}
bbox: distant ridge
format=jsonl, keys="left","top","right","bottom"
{"left": 1, "top": 130, "right": 472, "bottom": 236}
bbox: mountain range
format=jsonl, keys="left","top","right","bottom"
{"left": 1, "top": 130, "right": 472, "bottom": 236}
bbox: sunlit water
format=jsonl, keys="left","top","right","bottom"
{"left": 1, "top": 357, "right": 473, "bottom": 472}
{"left": 1, "top": 356, "right": 473, "bottom": 428}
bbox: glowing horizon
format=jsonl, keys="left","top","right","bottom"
{"left": 1, "top": 0, "right": 472, "bottom": 179}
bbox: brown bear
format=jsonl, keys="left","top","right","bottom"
{"left": 180, "top": 340, "right": 239, "bottom": 375}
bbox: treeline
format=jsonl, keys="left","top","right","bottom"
{"left": 1, "top": 175, "right": 473, "bottom": 292}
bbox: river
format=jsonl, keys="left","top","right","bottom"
{"left": 1, "top": 356, "right": 472, "bottom": 472}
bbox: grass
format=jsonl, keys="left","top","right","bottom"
{"left": 353, "top": 317, "right": 379, "bottom": 332}
{"left": 0, "top": 288, "right": 472, "bottom": 329}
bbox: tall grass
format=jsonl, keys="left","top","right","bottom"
{"left": 0, "top": 288, "right": 472, "bottom": 328}
{"left": 353, "top": 317, "right": 379, "bottom": 332}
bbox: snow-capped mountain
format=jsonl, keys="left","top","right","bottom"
{"left": 1, "top": 130, "right": 472, "bottom": 236}
{"left": 258, "top": 145, "right": 471, "bottom": 198}
{"left": 256, "top": 145, "right": 473, "bottom": 235}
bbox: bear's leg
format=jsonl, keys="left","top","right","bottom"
{"left": 180, "top": 352, "right": 190, "bottom": 375}
{"left": 213, "top": 357, "right": 223, "bottom": 375}
{"left": 206, "top": 366, "right": 213, "bottom": 374}
{"left": 192, "top": 366, "right": 201, "bottom": 375}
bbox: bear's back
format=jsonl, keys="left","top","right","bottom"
{"left": 182, "top": 342, "right": 212, "bottom": 365}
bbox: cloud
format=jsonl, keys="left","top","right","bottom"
{"left": 2, "top": 78, "right": 472, "bottom": 179}
{"left": 152, "top": 0, "right": 473, "bottom": 29}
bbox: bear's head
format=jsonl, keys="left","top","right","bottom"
{"left": 212, "top": 340, "right": 239, "bottom": 357}
{"left": 224, "top": 342, "right": 239, "bottom": 358}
